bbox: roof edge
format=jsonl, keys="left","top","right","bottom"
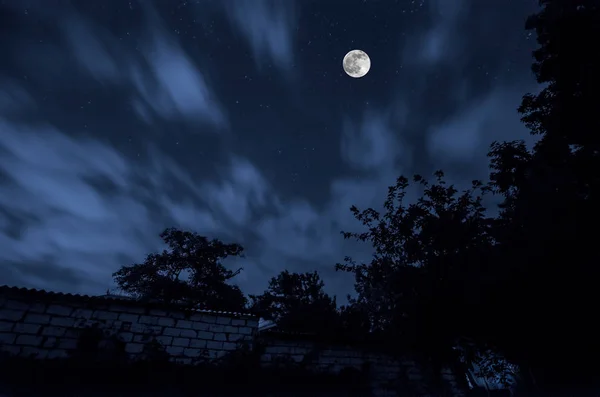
{"left": 0, "top": 285, "right": 257, "bottom": 318}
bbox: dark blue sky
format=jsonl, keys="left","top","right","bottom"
{"left": 0, "top": 0, "right": 538, "bottom": 298}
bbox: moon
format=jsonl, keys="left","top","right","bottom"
{"left": 343, "top": 49, "right": 371, "bottom": 78}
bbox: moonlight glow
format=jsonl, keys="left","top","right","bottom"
{"left": 343, "top": 50, "right": 371, "bottom": 78}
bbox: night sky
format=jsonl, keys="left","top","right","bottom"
{"left": 0, "top": 0, "right": 538, "bottom": 299}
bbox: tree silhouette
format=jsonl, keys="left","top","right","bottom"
{"left": 113, "top": 228, "right": 247, "bottom": 312}
{"left": 249, "top": 270, "right": 338, "bottom": 334}
{"left": 485, "top": 0, "right": 600, "bottom": 393}
{"left": 337, "top": 171, "right": 495, "bottom": 390}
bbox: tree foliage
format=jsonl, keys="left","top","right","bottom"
{"left": 249, "top": 270, "right": 338, "bottom": 334}
{"left": 336, "top": 171, "right": 495, "bottom": 374}
{"left": 485, "top": 0, "right": 600, "bottom": 393}
{"left": 113, "top": 228, "right": 247, "bottom": 312}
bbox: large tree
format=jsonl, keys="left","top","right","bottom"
{"left": 113, "top": 228, "right": 247, "bottom": 312}
{"left": 337, "top": 171, "right": 495, "bottom": 388}
{"left": 486, "top": 0, "right": 600, "bottom": 393}
{"left": 249, "top": 270, "right": 339, "bottom": 334}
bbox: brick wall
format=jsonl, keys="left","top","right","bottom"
{"left": 0, "top": 286, "right": 467, "bottom": 397}
{"left": 0, "top": 287, "right": 257, "bottom": 363}
{"left": 259, "top": 334, "right": 467, "bottom": 397}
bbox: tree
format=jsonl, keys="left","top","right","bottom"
{"left": 249, "top": 270, "right": 339, "bottom": 335}
{"left": 486, "top": 0, "right": 600, "bottom": 393}
{"left": 337, "top": 171, "right": 495, "bottom": 389}
{"left": 113, "top": 228, "right": 247, "bottom": 312}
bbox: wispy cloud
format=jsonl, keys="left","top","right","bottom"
{"left": 219, "top": 0, "right": 296, "bottom": 73}
{"left": 61, "top": 8, "right": 226, "bottom": 128}
{"left": 403, "top": 0, "right": 466, "bottom": 68}
{"left": 0, "top": 73, "right": 225, "bottom": 293}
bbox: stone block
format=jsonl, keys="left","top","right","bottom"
{"left": 173, "top": 337, "right": 190, "bottom": 347}
{"left": 71, "top": 308, "right": 93, "bottom": 319}
{"left": 199, "top": 315, "right": 216, "bottom": 324}
{"left": 215, "top": 316, "right": 231, "bottom": 325}
{"left": 197, "top": 331, "right": 214, "bottom": 340}
{"left": 139, "top": 315, "right": 161, "bottom": 325}
{"left": 125, "top": 343, "right": 144, "bottom": 354}
{"left": 131, "top": 324, "right": 163, "bottom": 335}
{"left": 227, "top": 333, "right": 243, "bottom": 342}
{"left": 184, "top": 348, "right": 202, "bottom": 357}
{"left": 133, "top": 334, "right": 153, "bottom": 343}
{"left": 246, "top": 319, "right": 259, "bottom": 328}
{"left": 0, "top": 321, "right": 13, "bottom": 332}
{"left": 93, "top": 310, "right": 119, "bottom": 321}
{"left": 158, "top": 317, "right": 175, "bottom": 327}
{"left": 166, "top": 346, "right": 184, "bottom": 356}
{"left": 50, "top": 316, "right": 76, "bottom": 327}
{"left": 46, "top": 305, "right": 72, "bottom": 316}
{"left": 319, "top": 356, "right": 338, "bottom": 365}
{"left": 214, "top": 333, "right": 227, "bottom": 341}
{"left": 0, "top": 309, "right": 24, "bottom": 322}
{"left": 207, "top": 349, "right": 226, "bottom": 359}
{"left": 222, "top": 342, "right": 237, "bottom": 351}
{"left": 118, "top": 313, "right": 139, "bottom": 323}
{"left": 109, "top": 320, "right": 124, "bottom": 330}
{"left": 155, "top": 335, "right": 173, "bottom": 346}
{"left": 41, "top": 326, "right": 66, "bottom": 337}
{"left": 119, "top": 332, "right": 134, "bottom": 342}
{"left": 0, "top": 345, "right": 20, "bottom": 356}
{"left": 15, "top": 334, "right": 43, "bottom": 346}
{"left": 4, "top": 300, "right": 30, "bottom": 311}
{"left": 291, "top": 355, "right": 305, "bottom": 363}
{"left": 47, "top": 349, "right": 68, "bottom": 359}
{"left": 64, "top": 328, "right": 81, "bottom": 339}
{"left": 110, "top": 304, "right": 145, "bottom": 314}
{"left": 58, "top": 338, "right": 78, "bottom": 350}
{"left": 29, "top": 303, "right": 46, "bottom": 313}
{"left": 231, "top": 319, "right": 246, "bottom": 326}
{"left": 25, "top": 313, "right": 51, "bottom": 324}
{"left": 206, "top": 341, "right": 223, "bottom": 350}
{"left": 192, "top": 322, "right": 210, "bottom": 331}
{"left": 0, "top": 332, "right": 16, "bottom": 344}
{"left": 164, "top": 327, "right": 180, "bottom": 337}
{"left": 21, "top": 346, "right": 48, "bottom": 359}
{"left": 190, "top": 339, "right": 207, "bottom": 349}
{"left": 176, "top": 320, "right": 193, "bottom": 329}
{"left": 128, "top": 323, "right": 151, "bottom": 334}
{"left": 168, "top": 311, "right": 185, "bottom": 319}
{"left": 188, "top": 313, "right": 204, "bottom": 322}
{"left": 261, "top": 353, "right": 272, "bottom": 362}
{"left": 209, "top": 324, "right": 224, "bottom": 333}
{"left": 180, "top": 329, "right": 196, "bottom": 338}
{"left": 238, "top": 326, "right": 252, "bottom": 335}
{"left": 42, "top": 337, "right": 58, "bottom": 348}
{"left": 265, "top": 346, "right": 293, "bottom": 355}
{"left": 13, "top": 323, "right": 40, "bottom": 334}
{"left": 224, "top": 326, "right": 239, "bottom": 333}
{"left": 149, "top": 309, "right": 167, "bottom": 316}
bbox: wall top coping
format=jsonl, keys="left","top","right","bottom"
{"left": 0, "top": 285, "right": 257, "bottom": 318}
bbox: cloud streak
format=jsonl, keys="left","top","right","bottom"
{"left": 60, "top": 8, "right": 226, "bottom": 128}
{"left": 220, "top": 0, "right": 296, "bottom": 73}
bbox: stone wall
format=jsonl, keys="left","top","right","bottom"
{"left": 0, "top": 286, "right": 257, "bottom": 363}
{"left": 259, "top": 333, "right": 467, "bottom": 397}
{"left": 0, "top": 286, "right": 467, "bottom": 397}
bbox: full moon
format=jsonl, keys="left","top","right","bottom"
{"left": 343, "top": 49, "right": 371, "bottom": 78}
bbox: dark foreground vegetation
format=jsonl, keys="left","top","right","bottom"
{"left": 0, "top": 336, "right": 369, "bottom": 397}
